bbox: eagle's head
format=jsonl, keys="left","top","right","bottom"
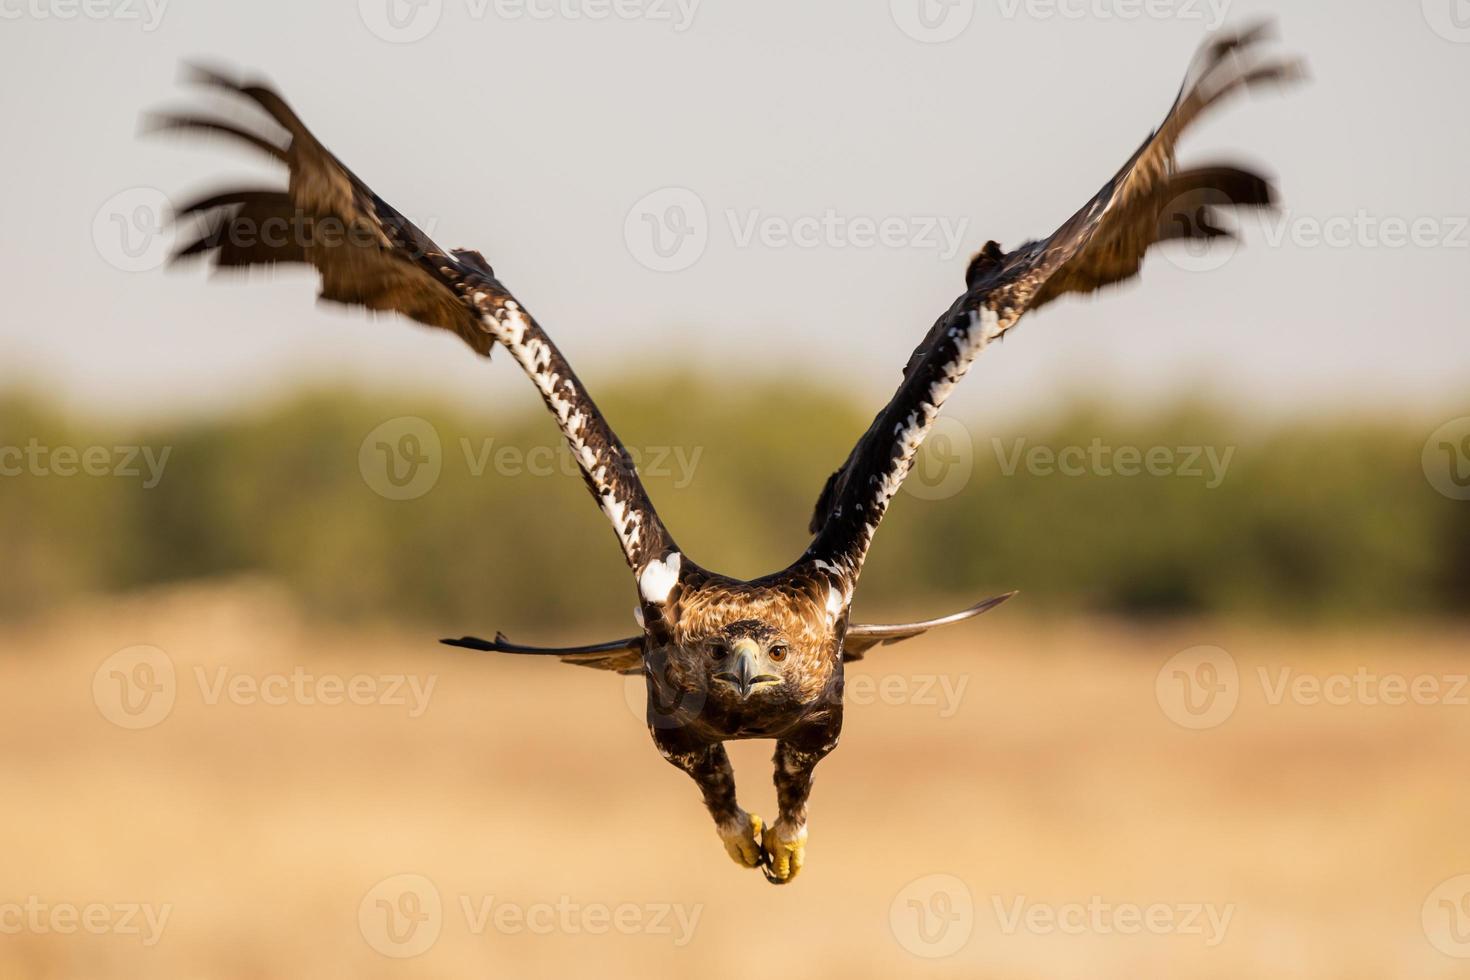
{"left": 646, "top": 578, "right": 844, "bottom": 736}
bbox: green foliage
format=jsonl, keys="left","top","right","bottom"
{"left": 1, "top": 381, "right": 1464, "bottom": 627}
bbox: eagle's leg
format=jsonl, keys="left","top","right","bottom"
{"left": 653, "top": 729, "right": 765, "bottom": 869}
{"left": 763, "top": 718, "right": 841, "bottom": 884}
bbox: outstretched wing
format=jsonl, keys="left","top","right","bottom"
{"left": 842, "top": 592, "right": 1015, "bottom": 661}
{"left": 151, "top": 66, "right": 680, "bottom": 582}
{"left": 441, "top": 633, "right": 645, "bottom": 674}
{"left": 804, "top": 24, "right": 1302, "bottom": 580}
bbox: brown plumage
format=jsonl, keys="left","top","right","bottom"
{"left": 152, "top": 23, "right": 1301, "bottom": 884}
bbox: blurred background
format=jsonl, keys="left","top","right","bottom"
{"left": 2, "top": 1, "right": 1468, "bottom": 977}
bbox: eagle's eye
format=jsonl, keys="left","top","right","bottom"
{"left": 768, "top": 644, "right": 788, "bottom": 662}
{"left": 707, "top": 640, "right": 728, "bottom": 659}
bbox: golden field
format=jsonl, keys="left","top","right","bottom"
{"left": 3, "top": 581, "right": 1469, "bottom": 979}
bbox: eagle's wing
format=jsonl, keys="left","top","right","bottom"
{"left": 151, "top": 66, "right": 680, "bottom": 584}
{"left": 842, "top": 592, "right": 1015, "bottom": 661}
{"left": 441, "top": 634, "right": 646, "bottom": 674}
{"left": 803, "top": 24, "right": 1301, "bottom": 582}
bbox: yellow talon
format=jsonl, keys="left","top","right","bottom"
{"left": 761, "top": 822, "right": 807, "bottom": 884}
{"left": 719, "top": 811, "right": 765, "bottom": 868}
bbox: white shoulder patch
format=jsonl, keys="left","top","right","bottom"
{"left": 639, "top": 552, "right": 683, "bottom": 605}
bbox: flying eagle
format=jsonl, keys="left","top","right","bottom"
{"left": 152, "top": 24, "right": 1300, "bottom": 883}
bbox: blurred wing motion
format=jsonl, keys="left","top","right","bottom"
{"left": 841, "top": 591, "right": 1016, "bottom": 661}
{"left": 150, "top": 66, "right": 680, "bottom": 583}
{"left": 805, "top": 23, "right": 1302, "bottom": 580}
{"left": 441, "top": 634, "right": 646, "bottom": 674}
{"left": 441, "top": 590, "right": 1017, "bottom": 671}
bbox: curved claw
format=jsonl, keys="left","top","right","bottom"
{"left": 760, "top": 822, "right": 807, "bottom": 884}
{"left": 718, "top": 811, "right": 766, "bottom": 869}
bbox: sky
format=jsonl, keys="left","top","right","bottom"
{"left": 0, "top": 0, "right": 1466, "bottom": 423}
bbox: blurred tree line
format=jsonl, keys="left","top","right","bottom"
{"left": 1, "top": 379, "right": 1465, "bottom": 632}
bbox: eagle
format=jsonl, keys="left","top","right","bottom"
{"left": 151, "top": 23, "right": 1301, "bottom": 883}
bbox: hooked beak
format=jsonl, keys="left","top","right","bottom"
{"left": 713, "top": 639, "right": 781, "bottom": 699}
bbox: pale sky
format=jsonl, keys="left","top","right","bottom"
{"left": 1, "top": 0, "right": 1466, "bottom": 423}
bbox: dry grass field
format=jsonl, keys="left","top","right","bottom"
{"left": 3, "top": 580, "right": 1469, "bottom": 979}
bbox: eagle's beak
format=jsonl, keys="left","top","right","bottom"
{"left": 714, "top": 638, "right": 780, "bottom": 699}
